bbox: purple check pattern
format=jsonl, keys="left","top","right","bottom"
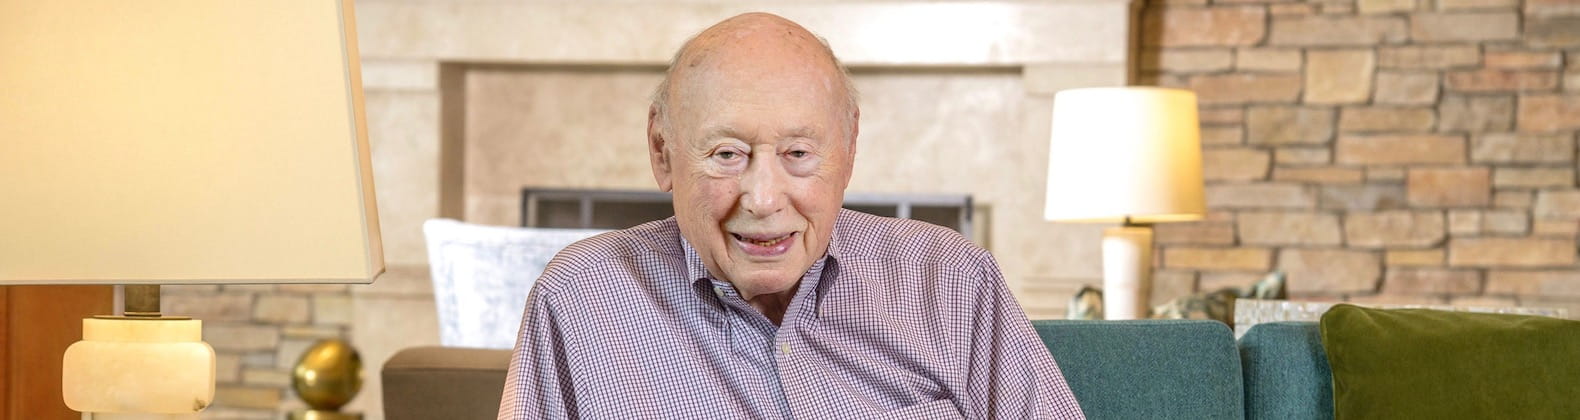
{"left": 498, "top": 209, "right": 1085, "bottom": 419}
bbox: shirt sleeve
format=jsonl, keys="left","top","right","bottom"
{"left": 961, "top": 251, "right": 1086, "bottom": 420}
{"left": 498, "top": 286, "right": 577, "bottom": 420}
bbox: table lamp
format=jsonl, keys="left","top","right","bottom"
{"left": 0, "top": 1, "right": 381, "bottom": 418}
{"left": 1044, "top": 87, "right": 1205, "bottom": 320}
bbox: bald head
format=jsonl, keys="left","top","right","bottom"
{"left": 650, "top": 13, "right": 859, "bottom": 142}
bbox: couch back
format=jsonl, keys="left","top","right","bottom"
{"left": 1030, "top": 320, "right": 1333, "bottom": 420}
{"left": 384, "top": 320, "right": 1334, "bottom": 419}
{"left": 1237, "top": 321, "right": 1332, "bottom": 419}
{"left": 1032, "top": 320, "right": 1245, "bottom": 419}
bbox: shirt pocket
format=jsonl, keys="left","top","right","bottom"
{"left": 875, "top": 399, "right": 963, "bottom": 420}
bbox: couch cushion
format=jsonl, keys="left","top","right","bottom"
{"left": 1238, "top": 322, "right": 1331, "bottom": 420}
{"left": 1033, "top": 320, "right": 1244, "bottom": 420}
{"left": 1321, "top": 304, "right": 1580, "bottom": 419}
{"left": 382, "top": 346, "right": 512, "bottom": 420}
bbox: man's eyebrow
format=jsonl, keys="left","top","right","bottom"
{"left": 700, "top": 126, "right": 741, "bottom": 141}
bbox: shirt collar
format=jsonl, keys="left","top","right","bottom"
{"left": 681, "top": 236, "right": 712, "bottom": 284}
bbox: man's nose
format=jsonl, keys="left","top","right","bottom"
{"left": 739, "top": 147, "right": 786, "bottom": 218}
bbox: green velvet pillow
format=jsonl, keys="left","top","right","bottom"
{"left": 1320, "top": 304, "right": 1580, "bottom": 419}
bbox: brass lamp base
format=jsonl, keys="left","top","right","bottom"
{"left": 288, "top": 410, "right": 363, "bottom": 420}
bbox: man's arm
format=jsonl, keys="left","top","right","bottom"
{"left": 498, "top": 286, "right": 576, "bottom": 420}
{"left": 961, "top": 252, "right": 1086, "bottom": 420}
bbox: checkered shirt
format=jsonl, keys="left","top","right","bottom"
{"left": 498, "top": 209, "right": 1085, "bottom": 419}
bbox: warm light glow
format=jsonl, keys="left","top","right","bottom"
{"left": 0, "top": 0, "right": 382, "bottom": 284}
{"left": 1044, "top": 87, "right": 1206, "bottom": 224}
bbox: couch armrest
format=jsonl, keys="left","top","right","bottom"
{"left": 382, "top": 346, "right": 511, "bottom": 420}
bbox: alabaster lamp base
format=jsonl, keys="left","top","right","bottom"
{"left": 1101, "top": 225, "right": 1154, "bottom": 320}
{"left": 62, "top": 317, "right": 215, "bottom": 417}
{"left": 85, "top": 414, "right": 199, "bottom": 420}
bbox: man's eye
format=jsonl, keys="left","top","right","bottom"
{"left": 787, "top": 150, "right": 809, "bottom": 159}
{"left": 714, "top": 150, "right": 742, "bottom": 161}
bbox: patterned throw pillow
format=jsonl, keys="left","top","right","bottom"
{"left": 423, "top": 219, "right": 607, "bottom": 349}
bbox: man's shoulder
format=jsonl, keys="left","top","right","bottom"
{"left": 534, "top": 218, "right": 684, "bottom": 294}
{"left": 833, "top": 209, "right": 988, "bottom": 264}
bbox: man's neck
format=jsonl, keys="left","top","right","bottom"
{"left": 744, "top": 285, "right": 798, "bottom": 325}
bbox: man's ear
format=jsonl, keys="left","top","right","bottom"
{"left": 848, "top": 107, "right": 860, "bottom": 160}
{"left": 840, "top": 107, "right": 860, "bottom": 190}
{"left": 648, "top": 105, "right": 674, "bottom": 192}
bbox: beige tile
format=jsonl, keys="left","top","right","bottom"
{"left": 362, "top": 59, "right": 438, "bottom": 91}
{"left": 313, "top": 294, "right": 355, "bottom": 326}
{"left": 1022, "top": 63, "right": 1127, "bottom": 95}
{"left": 461, "top": 68, "right": 662, "bottom": 226}
{"left": 352, "top": 264, "right": 435, "bottom": 298}
{"left": 357, "top": 2, "right": 1132, "bottom": 64}
{"left": 366, "top": 91, "right": 441, "bottom": 266}
{"left": 345, "top": 295, "right": 442, "bottom": 418}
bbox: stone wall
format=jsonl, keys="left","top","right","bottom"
{"left": 1138, "top": 0, "right": 1580, "bottom": 309}
{"left": 162, "top": 284, "right": 353, "bottom": 418}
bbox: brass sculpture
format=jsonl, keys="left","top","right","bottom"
{"left": 289, "top": 339, "right": 364, "bottom": 420}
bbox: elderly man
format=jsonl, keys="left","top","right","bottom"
{"left": 499, "top": 13, "right": 1084, "bottom": 419}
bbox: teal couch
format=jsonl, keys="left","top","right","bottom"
{"left": 1034, "top": 319, "right": 1332, "bottom": 420}
{"left": 382, "top": 320, "right": 1333, "bottom": 419}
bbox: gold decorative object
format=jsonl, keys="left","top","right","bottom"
{"left": 289, "top": 339, "right": 365, "bottom": 420}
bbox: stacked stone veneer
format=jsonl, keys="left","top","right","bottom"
{"left": 1138, "top": 0, "right": 1580, "bottom": 310}
{"left": 161, "top": 284, "right": 354, "bottom": 418}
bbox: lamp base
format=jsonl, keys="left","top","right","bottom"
{"left": 85, "top": 413, "right": 200, "bottom": 420}
{"left": 62, "top": 317, "right": 216, "bottom": 415}
{"left": 1101, "top": 225, "right": 1154, "bottom": 320}
{"left": 288, "top": 410, "right": 363, "bottom": 420}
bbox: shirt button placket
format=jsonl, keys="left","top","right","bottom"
{"left": 775, "top": 339, "right": 799, "bottom": 420}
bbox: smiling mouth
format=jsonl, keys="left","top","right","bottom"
{"left": 731, "top": 231, "right": 797, "bottom": 257}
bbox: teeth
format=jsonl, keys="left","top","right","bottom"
{"left": 738, "top": 233, "right": 789, "bottom": 247}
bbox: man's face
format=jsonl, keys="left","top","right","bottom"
{"left": 650, "top": 47, "right": 855, "bottom": 301}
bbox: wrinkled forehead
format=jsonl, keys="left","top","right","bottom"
{"left": 677, "top": 51, "right": 842, "bottom": 103}
{"left": 665, "top": 23, "right": 848, "bottom": 132}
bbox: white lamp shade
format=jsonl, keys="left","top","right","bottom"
{"left": 1043, "top": 87, "right": 1205, "bottom": 223}
{"left": 0, "top": 0, "right": 382, "bottom": 284}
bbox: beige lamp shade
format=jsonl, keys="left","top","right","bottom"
{"left": 0, "top": 0, "right": 382, "bottom": 284}
{"left": 1043, "top": 87, "right": 1205, "bottom": 224}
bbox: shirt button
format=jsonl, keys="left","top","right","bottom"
{"left": 713, "top": 286, "right": 725, "bottom": 298}
{"left": 780, "top": 343, "right": 791, "bottom": 355}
